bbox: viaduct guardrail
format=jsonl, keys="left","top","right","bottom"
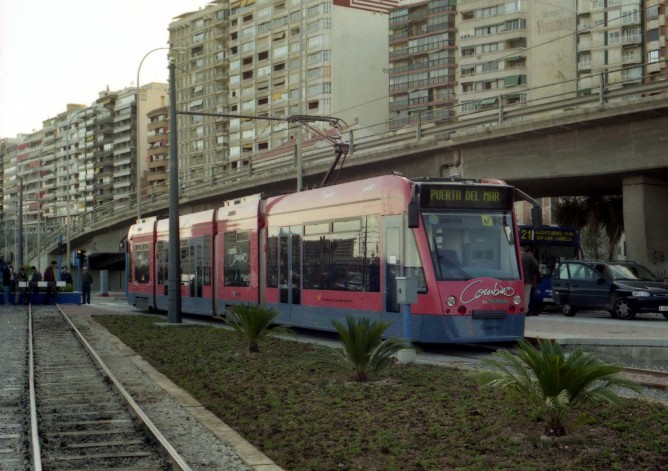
{"left": 27, "top": 80, "right": 668, "bottom": 263}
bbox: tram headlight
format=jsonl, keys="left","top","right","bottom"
{"left": 513, "top": 295, "right": 521, "bottom": 305}
{"left": 446, "top": 295, "right": 457, "bottom": 307}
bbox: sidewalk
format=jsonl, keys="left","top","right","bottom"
{"left": 524, "top": 313, "right": 668, "bottom": 370}
{"left": 525, "top": 312, "right": 668, "bottom": 344}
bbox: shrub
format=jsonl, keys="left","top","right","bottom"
{"left": 477, "top": 338, "right": 638, "bottom": 436}
{"left": 226, "top": 304, "right": 281, "bottom": 353}
{"left": 307, "top": 315, "right": 406, "bottom": 382}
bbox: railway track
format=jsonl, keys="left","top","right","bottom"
{"left": 0, "top": 305, "right": 194, "bottom": 471}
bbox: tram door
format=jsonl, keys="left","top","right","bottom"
{"left": 383, "top": 215, "right": 402, "bottom": 313}
{"left": 181, "top": 238, "right": 204, "bottom": 299}
{"left": 278, "top": 226, "right": 302, "bottom": 306}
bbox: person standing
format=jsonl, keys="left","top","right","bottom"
{"left": 15, "top": 267, "right": 28, "bottom": 305}
{"left": 0, "top": 255, "right": 5, "bottom": 272}
{"left": 43, "top": 261, "right": 57, "bottom": 305}
{"left": 81, "top": 266, "right": 93, "bottom": 305}
{"left": 3, "top": 261, "right": 13, "bottom": 305}
{"left": 521, "top": 246, "right": 539, "bottom": 316}
{"left": 60, "top": 266, "right": 73, "bottom": 286}
{"left": 29, "top": 266, "right": 43, "bottom": 304}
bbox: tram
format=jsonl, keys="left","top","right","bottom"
{"left": 128, "top": 175, "right": 535, "bottom": 343}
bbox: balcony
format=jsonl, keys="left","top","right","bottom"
{"left": 622, "top": 35, "right": 641, "bottom": 46}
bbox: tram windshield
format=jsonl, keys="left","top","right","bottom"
{"left": 423, "top": 211, "right": 520, "bottom": 281}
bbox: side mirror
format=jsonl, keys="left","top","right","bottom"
{"left": 407, "top": 200, "right": 419, "bottom": 228}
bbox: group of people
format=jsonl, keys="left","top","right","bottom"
{"left": 1, "top": 256, "right": 93, "bottom": 305}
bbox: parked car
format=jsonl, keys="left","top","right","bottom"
{"left": 552, "top": 260, "right": 668, "bottom": 320}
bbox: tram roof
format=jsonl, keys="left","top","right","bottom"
{"left": 266, "top": 175, "right": 412, "bottom": 214}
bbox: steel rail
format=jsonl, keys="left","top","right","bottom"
{"left": 27, "top": 305, "right": 43, "bottom": 471}
{"left": 54, "top": 305, "right": 193, "bottom": 470}
{"left": 622, "top": 366, "right": 668, "bottom": 391}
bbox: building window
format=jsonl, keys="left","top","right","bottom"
{"left": 648, "top": 50, "right": 660, "bottom": 64}
{"left": 647, "top": 29, "right": 660, "bottom": 42}
{"left": 480, "top": 61, "right": 498, "bottom": 72}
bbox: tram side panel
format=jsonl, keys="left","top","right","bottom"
{"left": 216, "top": 200, "right": 263, "bottom": 315}
{"left": 128, "top": 217, "right": 157, "bottom": 311}
{"left": 179, "top": 210, "right": 217, "bottom": 316}
{"left": 261, "top": 178, "right": 409, "bottom": 334}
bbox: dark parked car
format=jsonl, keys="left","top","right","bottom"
{"left": 552, "top": 260, "right": 668, "bottom": 320}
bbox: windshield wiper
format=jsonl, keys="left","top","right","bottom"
{"left": 431, "top": 236, "right": 471, "bottom": 280}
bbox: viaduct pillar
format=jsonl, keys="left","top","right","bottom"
{"left": 623, "top": 175, "right": 668, "bottom": 279}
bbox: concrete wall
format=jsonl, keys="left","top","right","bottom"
{"left": 623, "top": 176, "right": 668, "bottom": 279}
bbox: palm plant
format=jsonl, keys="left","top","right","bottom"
{"left": 307, "top": 315, "right": 406, "bottom": 382}
{"left": 553, "top": 196, "right": 589, "bottom": 232}
{"left": 478, "top": 338, "right": 637, "bottom": 436}
{"left": 227, "top": 304, "right": 280, "bottom": 353}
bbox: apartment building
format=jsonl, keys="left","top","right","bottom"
{"left": 10, "top": 128, "right": 48, "bottom": 262}
{"left": 146, "top": 106, "right": 170, "bottom": 191}
{"left": 169, "top": 0, "right": 395, "bottom": 184}
{"left": 576, "top": 0, "right": 644, "bottom": 94}
{"left": 1, "top": 137, "right": 19, "bottom": 259}
{"left": 0, "top": 83, "right": 167, "bottom": 264}
{"left": 169, "top": 3, "right": 231, "bottom": 187}
{"left": 388, "top": 0, "right": 458, "bottom": 129}
{"left": 644, "top": 0, "right": 668, "bottom": 83}
{"left": 111, "top": 88, "right": 140, "bottom": 213}
{"left": 457, "top": 0, "right": 577, "bottom": 117}
{"left": 90, "top": 93, "right": 117, "bottom": 212}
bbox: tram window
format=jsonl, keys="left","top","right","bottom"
{"left": 425, "top": 212, "right": 520, "bottom": 281}
{"left": 157, "top": 241, "right": 168, "bottom": 284}
{"left": 224, "top": 231, "right": 251, "bottom": 287}
{"left": 201, "top": 236, "right": 212, "bottom": 285}
{"left": 267, "top": 229, "right": 279, "bottom": 288}
{"left": 180, "top": 236, "right": 212, "bottom": 286}
{"left": 305, "top": 222, "right": 329, "bottom": 235}
{"left": 180, "top": 240, "right": 192, "bottom": 285}
{"left": 302, "top": 215, "right": 380, "bottom": 292}
{"left": 134, "top": 243, "right": 150, "bottom": 284}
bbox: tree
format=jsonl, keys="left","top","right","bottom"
{"left": 227, "top": 304, "right": 281, "bottom": 353}
{"left": 306, "top": 315, "right": 406, "bottom": 382}
{"left": 597, "top": 195, "right": 624, "bottom": 260}
{"left": 477, "top": 339, "right": 637, "bottom": 436}
{"left": 554, "top": 195, "right": 624, "bottom": 260}
{"left": 553, "top": 197, "right": 588, "bottom": 232}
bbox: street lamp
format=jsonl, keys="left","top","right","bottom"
{"left": 136, "top": 46, "right": 187, "bottom": 221}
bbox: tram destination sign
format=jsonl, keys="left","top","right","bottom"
{"left": 520, "top": 227, "right": 577, "bottom": 245}
{"left": 419, "top": 184, "right": 514, "bottom": 210}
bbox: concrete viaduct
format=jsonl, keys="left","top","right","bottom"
{"left": 65, "top": 84, "right": 668, "bottom": 289}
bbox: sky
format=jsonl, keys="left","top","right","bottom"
{"left": 0, "top": 0, "right": 209, "bottom": 138}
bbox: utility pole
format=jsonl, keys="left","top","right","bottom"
{"left": 168, "top": 58, "right": 182, "bottom": 324}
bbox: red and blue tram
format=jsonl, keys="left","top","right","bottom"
{"left": 128, "top": 175, "right": 530, "bottom": 343}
